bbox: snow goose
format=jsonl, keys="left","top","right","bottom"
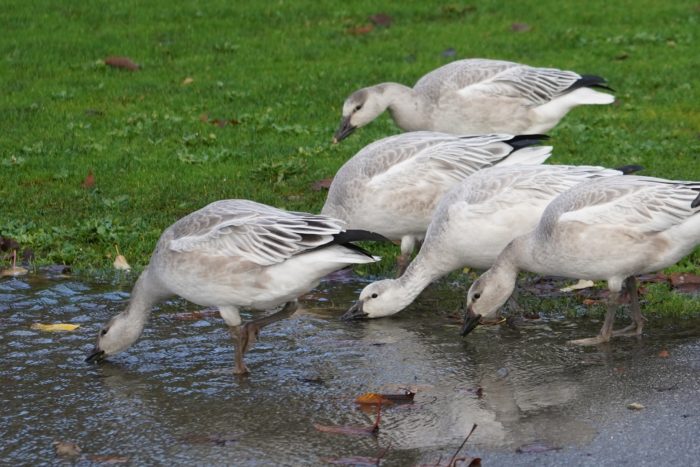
{"left": 85, "top": 200, "right": 385, "bottom": 374}
{"left": 462, "top": 176, "right": 700, "bottom": 344}
{"left": 343, "top": 164, "right": 633, "bottom": 320}
{"left": 321, "top": 132, "right": 552, "bottom": 273}
{"left": 333, "top": 58, "right": 614, "bottom": 143}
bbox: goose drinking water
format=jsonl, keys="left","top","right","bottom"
{"left": 333, "top": 58, "right": 614, "bottom": 143}
{"left": 462, "top": 176, "right": 700, "bottom": 344}
{"left": 85, "top": 200, "right": 385, "bottom": 374}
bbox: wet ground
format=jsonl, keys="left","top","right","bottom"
{"left": 1, "top": 268, "right": 699, "bottom": 465}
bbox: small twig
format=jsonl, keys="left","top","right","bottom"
{"left": 447, "top": 424, "right": 478, "bottom": 467}
{"left": 371, "top": 402, "right": 382, "bottom": 433}
{"left": 114, "top": 244, "right": 121, "bottom": 256}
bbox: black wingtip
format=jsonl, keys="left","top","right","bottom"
{"left": 505, "top": 134, "right": 550, "bottom": 150}
{"left": 331, "top": 229, "right": 392, "bottom": 259}
{"left": 568, "top": 74, "right": 615, "bottom": 93}
{"left": 691, "top": 191, "right": 700, "bottom": 209}
{"left": 616, "top": 164, "right": 644, "bottom": 175}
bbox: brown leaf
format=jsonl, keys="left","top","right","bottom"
{"left": 311, "top": 178, "right": 334, "bottom": 191}
{"left": 658, "top": 349, "right": 670, "bottom": 358}
{"left": 510, "top": 22, "right": 531, "bottom": 32}
{"left": 369, "top": 13, "right": 393, "bottom": 27}
{"left": 314, "top": 404, "right": 381, "bottom": 436}
{"left": 669, "top": 272, "right": 700, "bottom": 287}
{"left": 516, "top": 441, "right": 561, "bottom": 453}
{"left": 86, "top": 454, "right": 130, "bottom": 464}
{"left": 355, "top": 390, "right": 415, "bottom": 405}
{"left": 53, "top": 441, "right": 81, "bottom": 457}
{"left": 199, "top": 113, "right": 210, "bottom": 122}
{"left": 347, "top": 24, "right": 374, "bottom": 36}
{"left": 82, "top": 169, "right": 95, "bottom": 189}
{"left": 582, "top": 298, "right": 600, "bottom": 306}
{"left": 104, "top": 56, "right": 140, "bottom": 71}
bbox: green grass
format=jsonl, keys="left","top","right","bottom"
{"left": 1, "top": 0, "right": 700, "bottom": 302}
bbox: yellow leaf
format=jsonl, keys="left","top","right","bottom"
{"left": 31, "top": 323, "right": 80, "bottom": 332}
{"left": 182, "top": 77, "right": 194, "bottom": 85}
{"left": 113, "top": 254, "right": 131, "bottom": 271}
{"left": 355, "top": 393, "right": 389, "bottom": 405}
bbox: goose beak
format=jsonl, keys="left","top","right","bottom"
{"left": 461, "top": 305, "right": 481, "bottom": 337}
{"left": 342, "top": 301, "right": 368, "bottom": 320}
{"left": 85, "top": 347, "right": 106, "bottom": 363}
{"left": 333, "top": 116, "right": 356, "bottom": 144}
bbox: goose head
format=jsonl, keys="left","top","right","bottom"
{"left": 85, "top": 311, "right": 145, "bottom": 363}
{"left": 342, "top": 279, "right": 412, "bottom": 320}
{"left": 333, "top": 87, "right": 387, "bottom": 143}
{"left": 461, "top": 268, "right": 516, "bottom": 337}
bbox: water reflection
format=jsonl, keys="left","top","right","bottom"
{"left": 1, "top": 271, "right": 698, "bottom": 464}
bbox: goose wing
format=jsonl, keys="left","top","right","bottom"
{"left": 367, "top": 134, "right": 533, "bottom": 190}
{"left": 557, "top": 177, "right": 700, "bottom": 232}
{"left": 168, "top": 200, "right": 345, "bottom": 265}
{"left": 454, "top": 62, "right": 581, "bottom": 105}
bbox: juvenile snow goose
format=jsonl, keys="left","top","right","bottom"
{"left": 462, "top": 176, "right": 700, "bottom": 344}
{"left": 343, "top": 164, "right": 632, "bottom": 320}
{"left": 85, "top": 200, "right": 385, "bottom": 374}
{"left": 321, "top": 132, "right": 552, "bottom": 273}
{"left": 333, "top": 58, "right": 614, "bottom": 143}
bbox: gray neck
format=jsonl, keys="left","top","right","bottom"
{"left": 124, "top": 267, "right": 170, "bottom": 326}
{"left": 376, "top": 83, "right": 429, "bottom": 131}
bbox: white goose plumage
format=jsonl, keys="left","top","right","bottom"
{"left": 343, "top": 164, "right": 629, "bottom": 320}
{"left": 86, "top": 200, "right": 382, "bottom": 374}
{"left": 321, "top": 132, "right": 552, "bottom": 271}
{"left": 463, "top": 176, "right": 700, "bottom": 344}
{"left": 333, "top": 58, "right": 614, "bottom": 142}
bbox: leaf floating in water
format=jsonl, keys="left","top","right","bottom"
{"left": 1, "top": 265, "right": 28, "bottom": 277}
{"left": 314, "top": 404, "right": 382, "bottom": 436}
{"left": 627, "top": 402, "right": 645, "bottom": 411}
{"left": 179, "top": 432, "right": 239, "bottom": 446}
{"left": 516, "top": 441, "right": 561, "bottom": 453}
{"left": 31, "top": 323, "right": 80, "bottom": 332}
{"left": 104, "top": 56, "right": 140, "bottom": 71}
{"left": 355, "top": 389, "right": 415, "bottom": 405}
{"left": 86, "top": 454, "right": 130, "bottom": 464}
{"left": 658, "top": 349, "right": 670, "bottom": 358}
{"left": 53, "top": 440, "right": 81, "bottom": 457}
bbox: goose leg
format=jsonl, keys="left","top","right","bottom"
{"left": 612, "top": 277, "right": 645, "bottom": 337}
{"left": 568, "top": 289, "right": 618, "bottom": 346}
{"left": 228, "top": 301, "right": 298, "bottom": 375}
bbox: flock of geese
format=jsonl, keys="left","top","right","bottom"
{"left": 87, "top": 58, "right": 700, "bottom": 374}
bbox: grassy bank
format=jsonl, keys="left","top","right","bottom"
{"left": 1, "top": 1, "right": 699, "bottom": 308}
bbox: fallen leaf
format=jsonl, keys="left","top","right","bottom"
{"left": 182, "top": 77, "right": 194, "bottom": 85}
{"left": 105, "top": 56, "right": 140, "bottom": 71}
{"left": 355, "top": 390, "right": 415, "bottom": 405}
{"left": 113, "top": 245, "right": 131, "bottom": 271}
{"left": 510, "top": 22, "right": 531, "bottom": 32}
{"left": 560, "top": 279, "right": 595, "bottom": 292}
{"left": 314, "top": 405, "right": 381, "bottom": 436}
{"left": 86, "top": 454, "right": 130, "bottom": 464}
{"left": 31, "top": 323, "right": 80, "bottom": 332}
{"left": 347, "top": 24, "right": 374, "bottom": 36}
{"left": 311, "top": 178, "right": 333, "bottom": 191}
{"left": 199, "top": 113, "right": 209, "bottom": 122}
{"left": 1, "top": 265, "right": 28, "bottom": 277}
{"left": 582, "top": 298, "right": 600, "bottom": 306}
{"left": 658, "top": 349, "right": 670, "bottom": 358}
{"left": 627, "top": 402, "right": 645, "bottom": 410}
{"left": 516, "top": 441, "right": 561, "bottom": 453}
{"left": 53, "top": 441, "right": 81, "bottom": 457}
{"left": 615, "top": 52, "right": 630, "bottom": 60}
{"left": 369, "top": 13, "right": 393, "bottom": 27}
{"left": 441, "top": 47, "right": 457, "bottom": 57}
{"left": 82, "top": 169, "right": 95, "bottom": 189}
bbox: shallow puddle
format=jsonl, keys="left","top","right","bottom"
{"left": 1, "top": 269, "right": 699, "bottom": 465}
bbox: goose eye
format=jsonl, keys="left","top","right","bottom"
{"left": 371, "top": 293, "right": 378, "bottom": 299}
{"left": 100, "top": 329, "right": 108, "bottom": 336}
{"left": 354, "top": 104, "right": 363, "bottom": 111}
{"left": 473, "top": 293, "right": 481, "bottom": 301}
